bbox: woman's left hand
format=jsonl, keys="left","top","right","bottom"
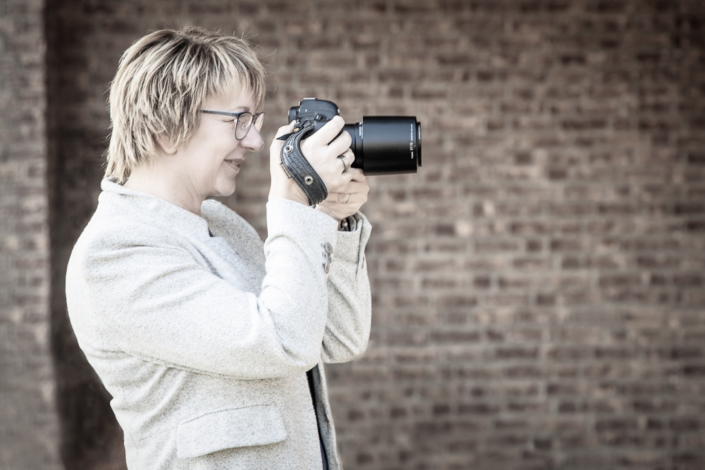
{"left": 316, "top": 161, "right": 369, "bottom": 222}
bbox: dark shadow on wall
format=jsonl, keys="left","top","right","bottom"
{"left": 45, "top": 0, "right": 126, "bottom": 468}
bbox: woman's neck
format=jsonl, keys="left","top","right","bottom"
{"left": 124, "top": 160, "right": 204, "bottom": 216}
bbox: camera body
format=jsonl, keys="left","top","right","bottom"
{"left": 288, "top": 98, "right": 422, "bottom": 175}
{"left": 288, "top": 98, "right": 342, "bottom": 135}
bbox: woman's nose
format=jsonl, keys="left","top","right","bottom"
{"left": 242, "top": 127, "right": 265, "bottom": 152}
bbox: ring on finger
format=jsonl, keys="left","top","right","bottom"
{"left": 338, "top": 154, "right": 352, "bottom": 173}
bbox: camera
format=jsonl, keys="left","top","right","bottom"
{"left": 288, "top": 98, "right": 422, "bottom": 175}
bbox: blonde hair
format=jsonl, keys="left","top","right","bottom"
{"left": 105, "top": 27, "right": 266, "bottom": 183}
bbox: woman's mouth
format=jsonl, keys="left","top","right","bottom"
{"left": 224, "top": 159, "right": 242, "bottom": 173}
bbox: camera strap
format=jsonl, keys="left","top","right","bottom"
{"left": 277, "top": 122, "right": 328, "bottom": 206}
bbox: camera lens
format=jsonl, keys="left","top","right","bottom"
{"left": 343, "top": 116, "right": 422, "bottom": 175}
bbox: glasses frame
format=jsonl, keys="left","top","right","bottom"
{"left": 200, "top": 110, "right": 265, "bottom": 140}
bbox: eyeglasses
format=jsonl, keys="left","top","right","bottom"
{"left": 200, "top": 110, "right": 265, "bottom": 140}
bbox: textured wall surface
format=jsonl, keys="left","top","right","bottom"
{"left": 41, "top": 0, "right": 705, "bottom": 469}
{"left": 0, "top": 0, "right": 61, "bottom": 468}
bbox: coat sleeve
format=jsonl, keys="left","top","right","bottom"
{"left": 321, "top": 212, "right": 373, "bottom": 364}
{"left": 67, "top": 199, "right": 339, "bottom": 379}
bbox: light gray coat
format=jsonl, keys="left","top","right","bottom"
{"left": 66, "top": 179, "right": 372, "bottom": 469}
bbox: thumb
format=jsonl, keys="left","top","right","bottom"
{"left": 269, "top": 121, "right": 296, "bottom": 165}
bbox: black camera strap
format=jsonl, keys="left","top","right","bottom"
{"left": 277, "top": 123, "right": 328, "bottom": 206}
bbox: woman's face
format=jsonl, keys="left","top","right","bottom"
{"left": 176, "top": 87, "right": 264, "bottom": 199}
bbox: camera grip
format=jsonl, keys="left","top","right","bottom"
{"left": 278, "top": 123, "right": 328, "bottom": 206}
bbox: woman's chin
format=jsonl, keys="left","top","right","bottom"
{"left": 210, "top": 181, "right": 237, "bottom": 199}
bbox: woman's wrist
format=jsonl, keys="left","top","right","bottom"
{"left": 315, "top": 204, "right": 342, "bottom": 223}
{"left": 314, "top": 206, "right": 359, "bottom": 231}
{"left": 268, "top": 186, "right": 309, "bottom": 206}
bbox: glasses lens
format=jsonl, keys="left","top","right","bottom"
{"left": 254, "top": 113, "right": 265, "bottom": 132}
{"left": 235, "top": 112, "right": 254, "bottom": 140}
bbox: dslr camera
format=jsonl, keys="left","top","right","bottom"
{"left": 288, "top": 98, "right": 422, "bottom": 175}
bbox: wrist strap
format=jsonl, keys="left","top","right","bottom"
{"left": 278, "top": 123, "right": 328, "bottom": 206}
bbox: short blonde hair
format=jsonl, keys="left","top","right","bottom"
{"left": 105, "top": 27, "right": 266, "bottom": 183}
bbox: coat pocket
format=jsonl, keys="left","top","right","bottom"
{"left": 176, "top": 405, "right": 287, "bottom": 459}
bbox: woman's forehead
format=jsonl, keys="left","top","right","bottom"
{"left": 205, "top": 86, "right": 257, "bottom": 112}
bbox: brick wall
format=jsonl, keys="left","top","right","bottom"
{"left": 0, "top": 0, "right": 62, "bottom": 468}
{"left": 42, "top": 0, "right": 705, "bottom": 469}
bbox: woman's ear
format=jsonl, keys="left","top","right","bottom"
{"left": 155, "top": 134, "right": 178, "bottom": 155}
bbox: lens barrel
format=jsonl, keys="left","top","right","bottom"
{"left": 343, "top": 116, "right": 422, "bottom": 175}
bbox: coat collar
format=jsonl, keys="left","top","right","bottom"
{"left": 100, "top": 177, "right": 212, "bottom": 238}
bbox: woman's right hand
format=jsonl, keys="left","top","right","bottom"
{"left": 268, "top": 116, "right": 354, "bottom": 205}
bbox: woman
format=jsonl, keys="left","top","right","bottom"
{"left": 66, "top": 27, "right": 371, "bottom": 470}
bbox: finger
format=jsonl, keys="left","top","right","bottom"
{"left": 324, "top": 191, "right": 364, "bottom": 206}
{"left": 275, "top": 121, "right": 296, "bottom": 139}
{"left": 343, "top": 185, "right": 369, "bottom": 205}
{"left": 270, "top": 122, "right": 297, "bottom": 169}
{"left": 335, "top": 150, "right": 353, "bottom": 173}
{"left": 340, "top": 171, "right": 354, "bottom": 186}
{"left": 342, "top": 149, "right": 355, "bottom": 167}
{"left": 328, "top": 172, "right": 354, "bottom": 194}
{"left": 334, "top": 177, "right": 369, "bottom": 193}
{"left": 270, "top": 122, "right": 295, "bottom": 155}
{"left": 337, "top": 156, "right": 348, "bottom": 174}
{"left": 336, "top": 192, "right": 351, "bottom": 204}
{"left": 307, "top": 115, "right": 346, "bottom": 146}
{"left": 346, "top": 167, "right": 366, "bottom": 182}
{"left": 327, "top": 131, "right": 353, "bottom": 158}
